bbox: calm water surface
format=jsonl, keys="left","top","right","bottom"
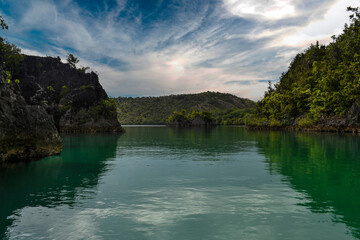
{"left": 1, "top": 126, "right": 360, "bottom": 239}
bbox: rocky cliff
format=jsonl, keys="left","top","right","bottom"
{"left": 247, "top": 103, "right": 360, "bottom": 134}
{"left": 166, "top": 110, "right": 217, "bottom": 128}
{"left": 0, "top": 65, "right": 62, "bottom": 164}
{"left": 17, "top": 55, "right": 124, "bottom": 133}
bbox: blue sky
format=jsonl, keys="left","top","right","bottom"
{"left": 0, "top": 0, "right": 357, "bottom": 99}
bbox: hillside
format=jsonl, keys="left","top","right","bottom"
{"left": 249, "top": 7, "right": 360, "bottom": 133}
{"left": 116, "top": 91, "right": 255, "bottom": 124}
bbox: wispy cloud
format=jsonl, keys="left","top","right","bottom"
{"left": 223, "top": 0, "right": 296, "bottom": 20}
{"left": 0, "top": 0, "right": 355, "bottom": 100}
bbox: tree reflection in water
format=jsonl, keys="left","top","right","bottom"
{"left": 255, "top": 130, "right": 360, "bottom": 239}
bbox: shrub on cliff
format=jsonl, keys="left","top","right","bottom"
{"left": 167, "top": 109, "right": 216, "bottom": 126}
{"left": 89, "top": 98, "right": 118, "bottom": 120}
{"left": 252, "top": 7, "right": 360, "bottom": 127}
{"left": 67, "top": 53, "right": 79, "bottom": 69}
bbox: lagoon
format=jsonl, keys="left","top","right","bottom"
{"left": 1, "top": 126, "right": 360, "bottom": 239}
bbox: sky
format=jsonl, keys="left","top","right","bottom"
{"left": 0, "top": 0, "right": 358, "bottom": 100}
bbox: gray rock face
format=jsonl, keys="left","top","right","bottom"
{"left": 347, "top": 100, "right": 360, "bottom": 126}
{"left": 0, "top": 66, "right": 62, "bottom": 164}
{"left": 17, "top": 55, "right": 124, "bottom": 133}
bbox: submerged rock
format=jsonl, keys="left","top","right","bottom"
{"left": 0, "top": 66, "right": 62, "bottom": 164}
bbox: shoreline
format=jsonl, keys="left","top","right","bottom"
{"left": 246, "top": 125, "right": 360, "bottom": 134}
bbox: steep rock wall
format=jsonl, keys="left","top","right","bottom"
{"left": 0, "top": 66, "right": 62, "bottom": 164}
{"left": 18, "top": 55, "right": 124, "bottom": 133}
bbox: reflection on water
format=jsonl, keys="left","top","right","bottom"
{"left": 253, "top": 131, "right": 360, "bottom": 238}
{"left": 0, "top": 134, "right": 119, "bottom": 239}
{"left": 1, "top": 127, "right": 360, "bottom": 239}
{"left": 119, "top": 126, "right": 257, "bottom": 155}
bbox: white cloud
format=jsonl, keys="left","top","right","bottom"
{"left": 274, "top": 0, "right": 359, "bottom": 48}
{"left": 223, "top": 0, "right": 296, "bottom": 20}
{"left": 3, "top": 0, "right": 356, "bottom": 100}
{"left": 21, "top": 48, "right": 46, "bottom": 57}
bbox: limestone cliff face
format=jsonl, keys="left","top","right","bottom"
{"left": 17, "top": 55, "right": 124, "bottom": 133}
{"left": 0, "top": 66, "right": 62, "bottom": 164}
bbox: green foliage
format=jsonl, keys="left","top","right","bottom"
{"left": 212, "top": 108, "right": 255, "bottom": 125}
{"left": 252, "top": 7, "right": 360, "bottom": 127}
{"left": 80, "top": 84, "right": 92, "bottom": 89}
{"left": 67, "top": 53, "right": 79, "bottom": 69}
{"left": 66, "top": 54, "right": 90, "bottom": 73}
{"left": 60, "top": 85, "right": 69, "bottom": 98}
{"left": 0, "top": 37, "right": 24, "bottom": 78}
{"left": 47, "top": 85, "right": 55, "bottom": 92}
{"left": 166, "top": 109, "right": 255, "bottom": 126}
{"left": 297, "top": 116, "right": 315, "bottom": 128}
{"left": 166, "top": 109, "right": 216, "bottom": 125}
{"left": 89, "top": 98, "right": 117, "bottom": 120}
{"left": 60, "top": 100, "right": 72, "bottom": 114}
{"left": 167, "top": 110, "right": 188, "bottom": 123}
{"left": 269, "top": 118, "right": 281, "bottom": 128}
{"left": 79, "top": 66, "right": 90, "bottom": 73}
{"left": 116, "top": 92, "right": 255, "bottom": 124}
{"left": 74, "top": 109, "right": 91, "bottom": 124}
{"left": 6, "top": 71, "right": 11, "bottom": 83}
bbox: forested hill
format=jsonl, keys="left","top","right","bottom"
{"left": 249, "top": 7, "right": 360, "bottom": 132}
{"left": 115, "top": 91, "right": 255, "bottom": 124}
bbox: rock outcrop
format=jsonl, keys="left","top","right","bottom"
{"left": 0, "top": 66, "right": 62, "bottom": 164}
{"left": 17, "top": 55, "right": 124, "bottom": 133}
{"left": 247, "top": 109, "right": 360, "bottom": 134}
{"left": 167, "top": 114, "right": 216, "bottom": 128}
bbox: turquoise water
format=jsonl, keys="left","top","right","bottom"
{"left": 1, "top": 126, "right": 360, "bottom": 239}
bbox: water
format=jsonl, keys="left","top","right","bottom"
{"left": 1, "top": 126, "right": 360, "bottom": 239}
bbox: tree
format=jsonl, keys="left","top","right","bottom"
{"left": 66, "top": 53, "right": 79, "bottom": 68}
{"left": 0, "top": 16, "right": 8, "bottom": 30}
{"left": 347, "top": 6, "right": 360, "bottom": 24}
{"left": 79, "top": 66, "right": 90, "bottom": 73}
{"left": 249, "top": 6, "right": 360, "bottom": 128}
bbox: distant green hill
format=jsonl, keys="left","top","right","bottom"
{"left": 115, "top": 91, "right": 255, "bottom": 124}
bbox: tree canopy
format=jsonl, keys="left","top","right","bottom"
{"left": 66, "top": 53, "right": 79, "bottom": 69}
{"left": 0, "top": 16, "right": 23, "bottom": 82}
{"left": 250, "top": 6, "right": 360, "bottom": 128}
{"left": 115, "top": 92, "right": 254, "bottom": 124}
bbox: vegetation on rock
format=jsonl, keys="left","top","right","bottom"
{"left": 167, "top": 108, "right": 254, "bottom": 126}
{"left": 66, "top": 53, "right": 79, "bottom": 69}
{"left": 0, "top": 40, "right": 24, "bottom": 82}
{"left": 0, "top": 19, "right": 62, "bottom": 163}
{"left": 167, "top": 110, "right": 216, "bottom": 127}
{"left": 18, "top": 55, "right": 124, "bottom": 133}
{"left": 249, "top": 7, "right": 360, "bottom": 132}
